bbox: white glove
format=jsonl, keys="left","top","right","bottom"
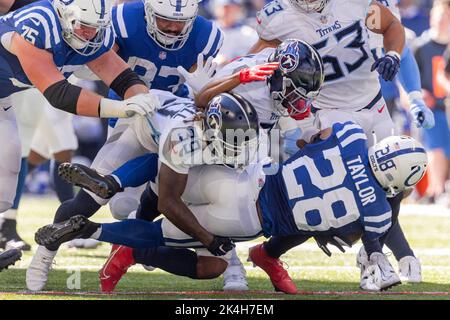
{"left": 177, "top": 54, "right": 218, "bottom": 94}
{"left": 99, "top": 93, "right": 160, "bottom": 118}
{"left": 408, "top": 91, "right": 435, "bottom": 129}
{"left": 360, "top": 252, "right": 401, "bottom": 291}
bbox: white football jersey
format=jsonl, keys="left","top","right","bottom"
{"left": 213, "top": 48, "right": 280, "bottom": 128}
{"left": 132, "top": 90, "right": 205, "bottom": 174}
{"left": 368, "top": 0, "right": 401, "bottom": 54}
{"left": 256, "top": 0, "right": 381, "bottom": 111}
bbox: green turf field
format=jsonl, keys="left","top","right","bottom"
{"left": 1, "top": 196, "right": 450, "bottom": 300}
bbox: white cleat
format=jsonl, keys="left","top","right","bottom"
{"left": 67, "top": 238, "right": 100, "bottom": 249}
{"left": 356, "top": 246, "right": 369, "bottom": 275}
{"left": 223, "top": 264, "right": 249, "bottom": 291}
{"left": 26, "top": 246, "right": 57, "bottom": 291}
{"left": 360, "top": 252, "right": 401, "bottom": 292}
{"left": 398, "top": 256, "right": 422, "bottom": 283}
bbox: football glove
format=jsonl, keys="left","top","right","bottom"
{"left": 177, "top": 54, "right": 218, "bottom": 94}
{"left": 207, "top": 236, "right": 235, "bottom": 256}
{"left": 360, "top": 252, "right": 401, "bottom": 291}
{"left": 239, "top": 62, "right": 279, "bottom": 83}
{"left": 99, "top": 93, "right": 160, "bottom": 118}
{"left": 314, "top": 235, "right": 353, "bottom": 257}
{"left": 371, "top": 51, "right": 401, "bottom": 82}
{"left": 408, "top": 91, "right": 435, "bottom": 129}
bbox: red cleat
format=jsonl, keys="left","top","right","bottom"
{"left": 248, "top": 243, "right": 297, "bottom": 294}
{"left": 99, "top": 244, "right": 135, "bottom": 293}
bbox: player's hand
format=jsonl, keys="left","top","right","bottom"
{"left": 371, "top": 51, "right": 401, "bottom": 81}
{"left": 314, "top": 235, "right": 352, "bottom": 257}
{"left": 283, "top": 128, "right": 302, "bottom": 156}
{"left": 409, "top": 95, "right": 435, "bottom": 129}
{"left": 207, "top": 236, "right": 235, "bottom": 256}
{"left": 123, "top": 93, "right": 160, "bottom": 118}
{"left": 239, "top": 62, "right": 279, "bottom": 83}
{"left": 177, "top": 54, "right": 218, "bottom": 94}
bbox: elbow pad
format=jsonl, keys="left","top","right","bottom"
{"left": 43, "top": 80, "right": 82, "bottom": 115}
{"left": 110, "top": 68, "right": 146, "bottom": 99}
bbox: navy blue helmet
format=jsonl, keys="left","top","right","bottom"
{"left": 204, "top": 93, "right": 259, "bottom": 167}
{"left": 268, "top": 39, "right": 324, "bottom": 116}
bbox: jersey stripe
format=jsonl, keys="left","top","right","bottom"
{"left": 339, "top": 132, "right": 367, "bottom": 148}
{"left": 15, "top": 12, "right": 52, "bottom": 48}
{"left": 364, "top": 210, "right": 391, "bottom": 223}
{"left": 116, "top": 3, "right": 128, "bottom": 38}
{"left": 100, "top": 0, "right": 106, "bottom": 19}
{"left": 335, "top": 123, "right": 363, "bottom": 139}
{"left": 201, "top": 22, "right": 220, "bottom": 57}
{"left": 14, "top": 5, "right": 60, "bottom": 44}
{"left": 365, "top": 222, "right": 392, "bottom": 234}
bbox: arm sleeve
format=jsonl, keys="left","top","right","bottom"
{"left": 397, "top": 46, "right": 422, "bottom": 93}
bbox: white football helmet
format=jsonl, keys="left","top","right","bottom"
{"left": 368, "top": 136, "right": 428, "bottom": 198}
{"left": 144, "top": 0, "right": 198, "bottom": 51}
{"left": 289, "top": 0, "right": 329, "bottom": 12}
{"left": 53, "top": 0, "right": 112, "bottom": 56}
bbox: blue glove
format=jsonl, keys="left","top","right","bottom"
{"left": 409, "top": 92, "right": 435, "bottom": 129}
{"left": 371, "top": 51, "right": 401, "bottom": 81}
{"left": 283, "top": 128, "right": 302, "bottom": 156}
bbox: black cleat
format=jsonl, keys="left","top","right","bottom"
{"left": 35, "top": 215, "right": 100, "bottom": 248}
{"left": 58, "top": 163, "right": 123, "bottom": 199}
{"left": 0, "top": 248, "right": 22, "bottom": 272}
{"left": 0, "top": 219, "right": 32, "bottom": 251}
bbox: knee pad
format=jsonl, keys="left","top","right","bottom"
{"left": 109, "top": 194, "right": 140, "bottom": 220}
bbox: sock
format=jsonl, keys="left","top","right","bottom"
{"left": 112, "top": 153, "right": 159, "bottom": 188}
{"left": 53, "top": 190, "right": 101, "bottom": 223}
{"left": 264, "top": 234, "right": 310, "bottom": 259}
{"left": 383, "top": 192, "right": 415, "bottom": 260}
{"left": 133, "top": 246, "right": 198, "bottom": 279}
{"left": 136, "top": 185, "right": 160, "bottom": 221}
{"left": 11, "top": 157, "right": 28, "bottom": 211}
{"left": 98, "top": 219, "right": 164, "bottom": 248}
{"left": 51, "top": 161, "right": 74, "bottom": 203}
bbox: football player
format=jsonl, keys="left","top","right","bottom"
{"left": 246, "top": 0, "right": 425, "bottom": 285}
{"left": 0, "top": 0, "right": 158, "bottom": 216}
{"left": 35, "top": 122, "right": 428, "bottom": 293}
{"left": 54, "top": 39, "right": 323, "bottom": 291}
{"left": 362, "top": 0, "right": 434, "bottom": 283}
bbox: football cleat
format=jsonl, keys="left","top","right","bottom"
{"left": 58, "top": 163, "right": 123, "bottom": 199}
{"left": 248, "top": 243, "right": 297, "bottom": 294}
{"left": 99, "top": 245, "right": 136, "bottom": 293}
{"left": 0, "top": 219, "right": 31, "bottom": 251}
{"left": 223, "top": 264, "right": 249, "bottom": 291}
{"left": 0, "top": 248, "right": 22, "bottom": 272}
{"left": 35, "top": 215, "right": 99, "bottom": 248}
{"left": 360, "top": 252, "right": 401, "bottom": 291}
{"left": 26, "top": 246, "right": 57, "bottom": 291}
{"left": 398, "top": 256, "right": 422, "bottom": 283}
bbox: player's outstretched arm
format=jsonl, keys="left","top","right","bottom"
{"left": 195, "top": 62, "right": 279, "bottom": 108}
{"left": 157, "top": 164, "right": 234, "bottom": 256}
{"left": 13, "top": 34, "right": 157, "bottom": 118}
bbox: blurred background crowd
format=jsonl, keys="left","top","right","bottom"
{"left": 22, "top": 0, "right": 450, "bottom": 209}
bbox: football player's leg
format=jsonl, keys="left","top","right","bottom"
{"left": 0, "top": 97, "right": 21, "bottom": 212}
{"left": 135, "top": 183, "right": 161, "bottom": 221}
{"left": 109, "top": 185, "right": 146, "bottom": 220}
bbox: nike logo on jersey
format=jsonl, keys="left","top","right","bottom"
{"left": 377, "top": 105, "right": 386, "bottom": 113}
{"left": 3, "top": 106, "right": 12, "bottom": 112}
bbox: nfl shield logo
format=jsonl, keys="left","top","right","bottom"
{"left": 320, "top": 15, "right": 328, "bottom": 24}
{"left": 159, "top": 51, "right": 167, "bottom": 60}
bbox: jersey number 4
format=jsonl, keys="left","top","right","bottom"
{"left": 313, "top": 21, "right": 369, "bottom": 82}
{"left": 282, "top": 146, "right": 360, "bottom": 232}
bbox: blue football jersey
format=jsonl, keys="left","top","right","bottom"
{"left": 259, "top": 122, "right": 392, "bottom": 241}
{"left": 112, "top": 1, "right": 223, "bottom": 97}
{"left": 0, "top": 0, "right": 114, "bottom": 97}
